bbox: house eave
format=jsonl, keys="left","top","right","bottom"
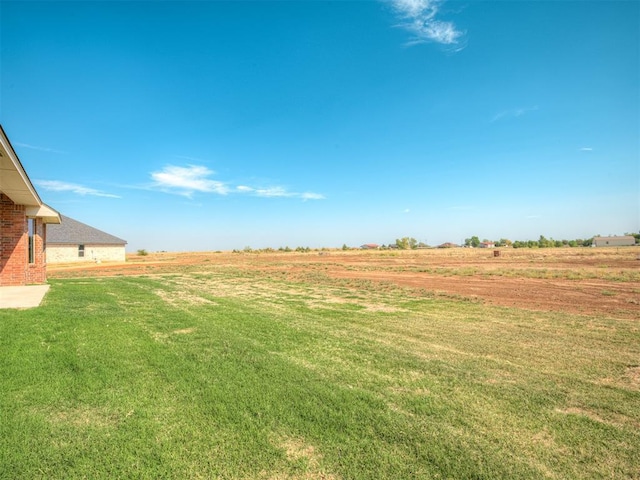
{"left": 0, "top": 126, "right": 42, "bottom": 207}
{"left": 25, "top": 204, "right": 62, "bottom": 224}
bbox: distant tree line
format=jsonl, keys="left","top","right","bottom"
{"left": 463, "top": 232, "right": 640, "bottom": 249}
{"left": 225, "top": 231, "right": 640, "bottom": 253}
{"left": 510, "top": 236, "right": 593, "bottom": 248}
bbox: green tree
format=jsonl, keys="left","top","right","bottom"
{"left": 464, "top": 236, "right": 480, "bottom": 248}
{"left": 538, "top": 235, "right": 550, "bottom": 248}
{"left": 395, "top": 237, "right": 418, "bottom": 250}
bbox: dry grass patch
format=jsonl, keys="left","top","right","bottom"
{"left": 37, "top": 405, "right": 125, "bottom": 429}
{"left": 597, "top": 365, "right": 640, "bottom": 392}
{"left": 172, "top": 327, "right": 196, "bottom": 335}
{"left": 266, "top": 434, "right": 338, "bottom": 480}
{"left": 625, "top": 365, "right": 640, "bottom": 389}
{"left": 153, "top": 288, "right": 216, "bottom": 307}
{"left": 555, "top": 407, "right": 640, "bottom": 430}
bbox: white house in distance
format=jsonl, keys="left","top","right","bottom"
{"left": 592, "top": 236, "right": 636, "bottom": 247}
{"left": 46, "top": 215, "right": 127, "bottom": 263}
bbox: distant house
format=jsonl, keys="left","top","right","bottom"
{"left": 478, "top": 241, "right": 495, "bottom": 248}
{"left": 360, "top": 243, "right": 379, "bottom": 250}
{"left": 0, "top": 125, "right": 61, "bottom": 286}
{"left": 47, "top": 215, "right": 127, "bottom": 263}
{"left": 592, "top": 236, "right": 636, "bottom": 247}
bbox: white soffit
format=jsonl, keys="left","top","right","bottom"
{"left": 25, "top": 204, "right": 62, "bottom": 224}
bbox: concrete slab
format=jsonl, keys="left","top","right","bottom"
{"left": 0, "top": 285, "right": 50, "bottom": 309}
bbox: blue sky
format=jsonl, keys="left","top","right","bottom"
{"left": 2, "top": 0, "right": 638, "bottom": 251}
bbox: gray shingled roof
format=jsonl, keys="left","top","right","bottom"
{"left": 47, "top": 215, "right": 127, "bottom": 245}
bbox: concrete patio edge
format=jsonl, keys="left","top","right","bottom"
{"left": 0, "top": 285, "right": 50, "bottom": 309}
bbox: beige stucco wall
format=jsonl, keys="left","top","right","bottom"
{"left": 47, "top": 244, "right": 126, "bottom": 263}
{"left": 593, "top": 238, "right": 635, "bottom": 247}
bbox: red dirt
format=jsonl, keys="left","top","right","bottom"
{"left": 48, "top": 248, "right": 640, "bottom": 319}
{"left": 328, "top": 271, "right": 639, "bottom": 317}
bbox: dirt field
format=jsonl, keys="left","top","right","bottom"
{"left": 48, "top": 247, "right": 640, "bottom": 319}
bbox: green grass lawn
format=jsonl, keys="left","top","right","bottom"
{"left": 1, "top": 271, "right": 639, "bottom": 479}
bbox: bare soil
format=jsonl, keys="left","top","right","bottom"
{"left": 48, "top": 247, "right": 640, "bottom": 319}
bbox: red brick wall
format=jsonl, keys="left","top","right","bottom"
{"left": 0, "top": 193, "right": 47, "bottom": 286}
{"left": 26, "top": 218, "right": 46, "bottom": 284}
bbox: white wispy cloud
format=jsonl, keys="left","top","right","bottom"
{"left": 300, "top": 192, "right": 326, "bottom": 201}
{"left": 390, "top": 0, "right": 464, "bottom": 48}
{"left": 151, "top": 165, "right": 325, "bottom": 200}
{"left": 36, "top": 180, "right": 121, "bottom": 198}
{"left": 580, "top": 147, "right": 593, "bottom": 152}
{"left": 254, "top": 187, "right": 292, "bottom": 198}
{"left": 236, "top": 185, "right": 325, "bottom": 200}
{"left": 491, "top": 106, "right": 539, "bottom": 122}
{"left": 14, "top": 142, "right": 67, "bottom": 154}
{"left": 150, "top": 165, "right": 229, "bottom": 197}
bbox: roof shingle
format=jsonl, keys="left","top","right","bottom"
{"left": 47, "top": 215, "right": 127, "bottom": 245}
